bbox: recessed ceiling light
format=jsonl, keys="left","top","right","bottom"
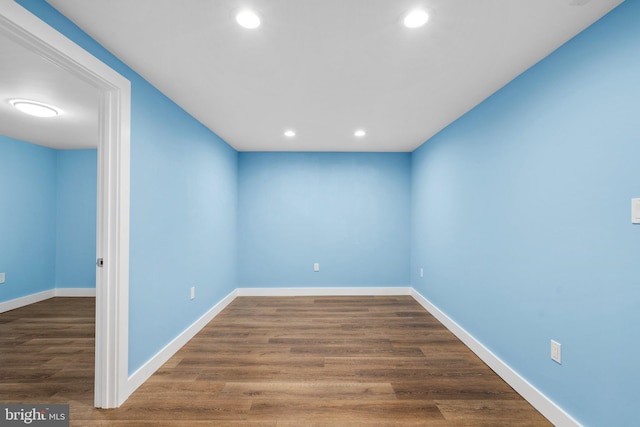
{"left": 236, "top": 10, "right": 261, "bottom": 29}
{"left": 10, "top": 99, "right": 61, "bottom": 118}
{"left": 404, "top": 9, "right": 429, "bottom": 28}
{"left": 284, "top": 130, "right": 296, "bottom": 137}
{"left": 354, "top": 130, "right": 366, "bottom": 137}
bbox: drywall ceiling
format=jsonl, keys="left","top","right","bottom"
{"left": 0, "top": 30, "right": 99, "bottom": 149}
{"left": 43, "top": 0, "right": 622, "bottom": 151}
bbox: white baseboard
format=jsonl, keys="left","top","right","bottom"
{"left": 410, "top": 289, "right": 580, "bottom": 427}
{"left": 11, "top": 284, "right": 573, "bottom": 425}
{"left": 238, "top": 286, "right": 412, "bottom": 297}
{"left": 0, "top": 288, "right": 96, "bottom": 313}
{"left": 0, "top": 290, "right": 55, "bottom": 314}
{"left": 0, "top": 288, "right": 97, "bottom": 314}
{"left": 125, "top": 289, "right": 239, "bottom": 397}
{"left": 55, "top": 288, "right": 96, "bottom": 297}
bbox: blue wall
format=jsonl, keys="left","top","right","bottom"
{"left": 0, "top": 136, "right": 56, "bottom": 301}
{"left": 238, "top": 152, "right": 411, "bottom": 287}
{"left": 16, "top": 0, "right": 239, "bottom": 374}
{"left": 411, "top": 2, "right": 639, "bottom": 426}
{"left": 55, "top": 149, "right": 97, "bottom": 289}
{"left": 128, "top": 92, "right": 238, "bottom": 373}
{"left": 0, "top": 138, "right": 97, "bottom": 301}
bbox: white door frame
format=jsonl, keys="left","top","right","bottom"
{"left": 0, "top": 0, "right": 131, "bottom": 408}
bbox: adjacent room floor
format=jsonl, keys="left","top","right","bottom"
{"left": 0, "top": 296, "right": 552, "bottom": 426}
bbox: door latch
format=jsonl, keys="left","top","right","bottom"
{"left": 96, "top": 258, "right": 104, "bottom": 268}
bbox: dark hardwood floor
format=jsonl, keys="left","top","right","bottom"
{"left": 0, "top": 296, "right": 552, "bottom": 426}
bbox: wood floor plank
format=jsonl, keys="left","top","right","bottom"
{"left": 0, "top": 296, "right": 552, "bottom": 426}
{"left": 218, "top": 381, "right": 397, "bottom": 400}
{"left": 249, "top": 398, "right": 445, "bottom": 422}
{"left": 435, "top": 399, "right": 553, "bottom": 426}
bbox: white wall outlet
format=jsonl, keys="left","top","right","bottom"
{"left": 420, "top": 268, "right": 424, "bottom": 278}
{"left": 0, "top": 272, "right": 5, "bottom": 284}
{"left": 190, "top": 286, "right": 195, "bottom": 300}
{"left": 632, "top": 198, "right": 640, "bottom": 224}
{"left": 313, "top": 263, "right": 319, "bottom": 272}
{"left": 551, "top": 340, "right": 562, "bottom": 364}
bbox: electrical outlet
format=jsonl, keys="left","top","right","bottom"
{"left": 420, "top": 268, "right": 424, "bottom": 278}
{"left": 551, "top": 340, "right": 561, "bottom": 364}
{"left": 0, "top": 272, "right": 5, "bottom": 284}
{"left": 313, "top": 263, "right": 319, "bottom": 272}
{"left": 190, "top": 286, "right": 195, "bottom": 300}
{"left": 632, "top": 198, "right": 640, "bottom": 224}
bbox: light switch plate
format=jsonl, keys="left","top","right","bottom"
{"left": 0, "top": 272, "right": 5, "bottom": 284}
{"left": 632, "top": 198, "right": 640, "bottom": 224}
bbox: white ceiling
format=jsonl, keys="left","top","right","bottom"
{"left": 4, "top": 0, "right": 623, "bottom": 152}
{"left": 0, "top": 29, "right": 99, "bottom": 149}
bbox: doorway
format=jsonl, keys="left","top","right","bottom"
{"left": 0, "top": 2, "right": 130, "bottom": 408}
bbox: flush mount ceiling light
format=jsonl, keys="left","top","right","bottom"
{"left": 284, "top": 130, "right": 296, "bottom": 137}
{"left": 354, "top": 129, "right": 366, "bottom": 137}
{"left": 10, "top": 99, "right": 61, "bottom": 118}
{"left": 236, "top": 10, "right": 261, "bottom": 29}
{"left": 404, "top": 9, "right": 429, "bottom": 28}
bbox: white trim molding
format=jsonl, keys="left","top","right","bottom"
{"left": 0, "top": 290, "right": 55, "bottom": 314}
{"left": 126, "top": 290, "right": 238, "bottom": 396}
{"left": 410, "top": 289, "right": 581, "bottom": 427}
{"left": 0, "top": 288, "right": 96, "bottom": 314}
{"left": 237, "top": 286, "right": 413, "bottom": 297}
{"left": 0, "top": 0, "right": 131, "bottom": 409}
{"left": 55, "top": 288, "right": 97, "bottom": 297}
{"left": 94, "top": 65, "right": 131, "bottom": 409}
{"left": 0, "top": 274, "right": 580, "bottom": 425}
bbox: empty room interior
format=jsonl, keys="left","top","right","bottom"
{"left": 1, "top": 1, "right": 638, "bottom": 426}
